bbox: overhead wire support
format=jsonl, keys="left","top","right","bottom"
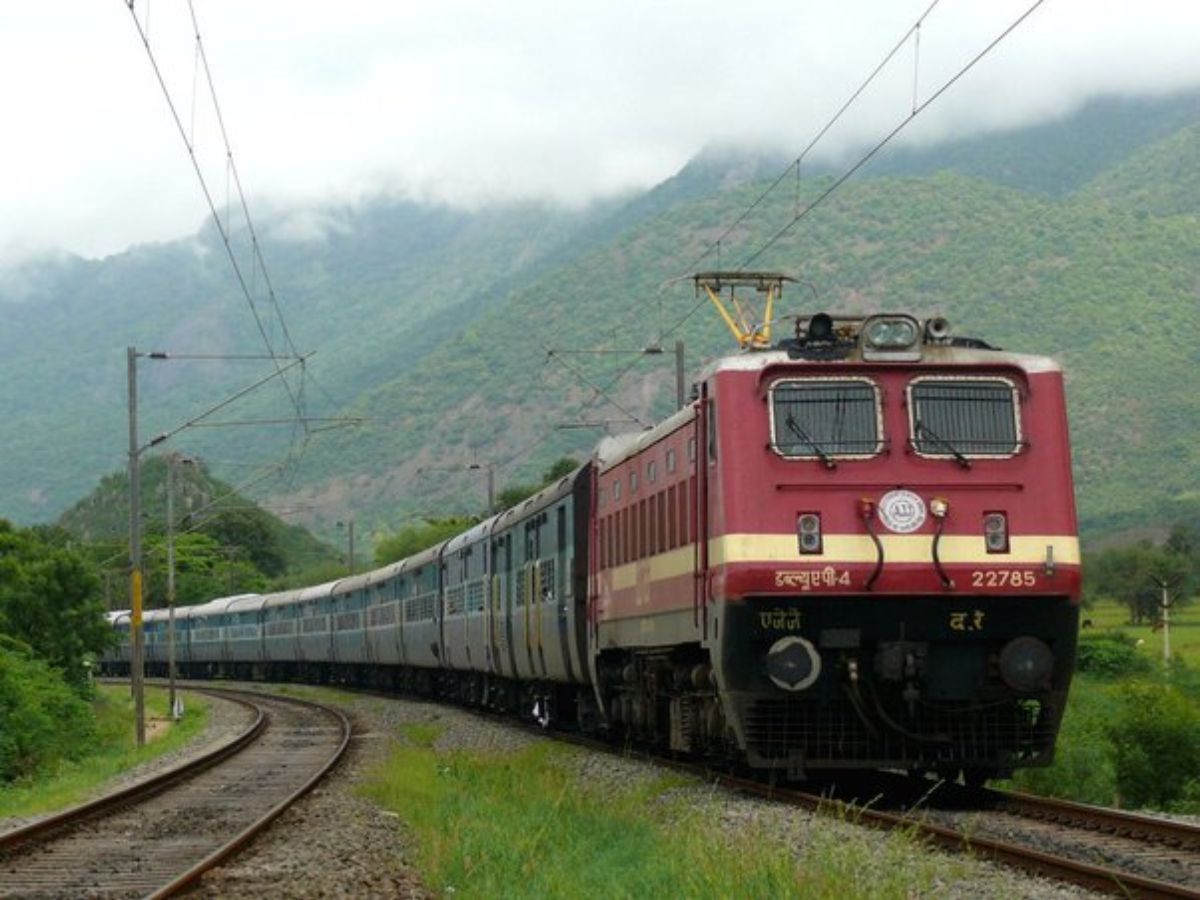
{"left": 738, "top": 0, "right": 1048, "bottom": 271}
{"left": 140, "top": 352, "right": 313, "bottom": 452}
{"left": 122, "top": 0, "right": 308, "bottom": 430}
{"left": 685, "top": 0, "right": 942, "bottom": 276}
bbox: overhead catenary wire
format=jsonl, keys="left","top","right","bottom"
{"left": 122, "top": 0, "right": 307, "bottom": 430}
{"left": 738, "top": 0, "right": 1048, "bottom": 270}
{"left": 684, "top": 0, "right": 942, "bottom": 277}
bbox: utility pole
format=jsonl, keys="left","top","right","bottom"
{"left": 338, "top": 519, "right": 356, "bottom": 574}
{"left": 469, "top": 462, "right": 495, "bottom": 514}
{"left": 1152, "top": 575, "right": 1172, "bottom": 664}
{"left": 127, "top": 347, "right": 145, "bottom": 747}
{"left": 166, "top": 453, "right": 194, "bottom": 718}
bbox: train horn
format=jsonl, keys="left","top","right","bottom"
{"left": 925, "top": 317, "right": 951, "bottom": 341}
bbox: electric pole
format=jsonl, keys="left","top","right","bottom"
{"left": 127, "top": 347, "right": 145, "bottom": 747}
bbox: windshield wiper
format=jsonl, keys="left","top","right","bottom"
{"left": 916, "top": 419, "right": 972, "bottom": 469}
{"left": 785, "top": 414, "right": 836, "bottom": 470}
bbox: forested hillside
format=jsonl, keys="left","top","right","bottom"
{"left": 2, "top": 90, "right": 1198, "bottom": 545}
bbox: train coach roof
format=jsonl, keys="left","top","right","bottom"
{"left": 493, "top": 463, "right": 590, "bottom": 531}
{"left": 405, "top": 541, "right": 447, "bottom": 570}
{"left": 369, "top": 560, "right": 405, "bottom": 585}
{"left": 225, "top": 594, "right": 265, "bottom": 614}
{"left": 259, "top": 581, "right": 334, "bottom": 610}
{"left": 444, "top": 515, "right": 497, "bottom": 554}
{"left": 332, "top": 570, "right": 374, "bottom": 596}
{"left": 595, "top": 404, "right": 695, "bottom": 472}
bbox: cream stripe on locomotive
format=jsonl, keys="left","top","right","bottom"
{"left": 605, "top": 533, "right": 1080, "bottom": 591}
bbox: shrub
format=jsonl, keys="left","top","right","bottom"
{"left": 1107, "top": 681, "right": 1200, "bottom": 809}
{"left": 0, "top": 639, "right": 96, "bottom": 783}
{"left": 1075, "top": 631, "right": 1153, "bottom": 678}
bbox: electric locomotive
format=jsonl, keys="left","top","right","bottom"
{"left": 590, "top": 272, "right": 1080, "bottom": 781}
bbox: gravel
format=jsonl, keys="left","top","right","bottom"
{"left": 178, "top": 687, "right": 1101, "bottom": 899}
{"left": 8, "top": 681, "right": 1108, "bottom": 897}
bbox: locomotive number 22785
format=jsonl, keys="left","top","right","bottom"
{"left": 971, "top": 569, "right": 1037, "bottom": 588}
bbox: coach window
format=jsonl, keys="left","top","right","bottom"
{"left": 647, "top": 460, "right": 657, "bottom": 484}
{"left": 630, "top": 471, "right": 638, "bottom": 494}
{"left": 769, "top": 377, "right": 883, "bottom": 461}
{"left": 613, "top": 479, "right": 621, "bottom": 502}
{"left": 666, "top": 448, "right": 676, "bottom": 474}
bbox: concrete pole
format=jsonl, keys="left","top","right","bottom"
{"left": 486, "top": 465, "right": 495, "bottom": 515}
{"left": 127, "top": 347, "right": 146, "bottom": 747}
{"left": 1162, "top": 583, "right": 1171, "bottom": 664}
{"left": 167, "top": 454, "right": 178, "bottom": 716}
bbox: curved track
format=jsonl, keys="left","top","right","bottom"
{"left": 538, "top": 723, "right": 1200, "bottom": 898}
{"left": 0, "top": 688, "right": 350, "bottom": 900}
{"left": 711, "top": 770, "right": 1200, "bottom": 898}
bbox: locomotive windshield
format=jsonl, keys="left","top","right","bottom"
{"left": 909, "top": 377, "right": 1021, "bottom": 457}
{"left": 770, "top": 378, "right": 882, "bottom": 459}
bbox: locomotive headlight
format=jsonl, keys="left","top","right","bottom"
{"left": 863, "top": 315, "right": 920, "bottom": 349}
{"left": 766, "top": 636, "right": 822, "bottom": 692}
{"left": 930, "top": 497, "right": 949, "bottom": 519}
{"left": 983, "top": 512, "right": 1009, "bottom": 553}
{"left": 861, "top": 315, "right": 922, "bottom": 361}
{"left": 797, "top": 512, "right": 822, "bottom": 554}
{"left": 999, "top": 636, "right": 1055, "bottom": 693}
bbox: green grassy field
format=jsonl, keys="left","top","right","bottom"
{"left": 1083, "top": 597, "right": 1200, "bottom": 666}
{"left": 360, "top": 723, "right": 976, "bottom": 899}
{"left": 0, "top": 684, "right": 209, "bottom": 819}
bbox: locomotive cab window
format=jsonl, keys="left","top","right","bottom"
{"left": 908, "top": 376, "right": 1022, "bottom": 458}
{"left": 769, "top": 378, "right": 883, "bottom": 460}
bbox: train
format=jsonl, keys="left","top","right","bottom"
{"left": 105, "top": 284, "right": 1082, "bottom": 783}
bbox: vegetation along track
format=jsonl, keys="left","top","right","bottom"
{"left": 533, "top": 723, "right": 1200, "bottom": 898}
{"left": 0, "top": 688, "right": 350, "bottom": 899}
{"left": 706, "top": 765, "right": 1200, "bottom": 898}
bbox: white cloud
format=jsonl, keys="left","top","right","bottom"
{"left": 3, "top": 1, "right": 1200, "bottom": 262}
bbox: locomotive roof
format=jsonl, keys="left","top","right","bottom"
{"left": 697, "top": 344, "right": 1062, "bottom": 379}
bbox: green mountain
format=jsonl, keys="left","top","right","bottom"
{"left": 57, "top": 455, "right": 342, "bottom": 593}
{"left": 3, "top": 90, "right": 1200, "bottom": 547}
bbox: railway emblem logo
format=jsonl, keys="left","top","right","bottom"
{"left": 878, "top": 489, "right": 926, "bottom": 533}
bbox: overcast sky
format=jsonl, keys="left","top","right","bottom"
{"left": 3, "top": 0, "right": 1200, "bottom": 263}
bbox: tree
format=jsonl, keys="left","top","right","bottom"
{"left": 1086, "top": 540, "right": 1193, "bottom": 625}
{"left": 0, "top": 520, "right": 110, "bottom": 691}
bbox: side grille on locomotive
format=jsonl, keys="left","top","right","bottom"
{"left": 909, "top": 378, "right": 1022, "bottom": 457}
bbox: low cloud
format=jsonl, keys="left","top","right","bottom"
{"left": 3, "top": 1, "right": 1200, "bottom": 263}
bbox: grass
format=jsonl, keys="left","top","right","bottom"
{"left": 1084, "top": 597, "right": 1200, "bottom": 666}
{"left": 360, "top": 730, "right": 972, "bottom": 899}
{"left": 0, "top": 684, "right": 209, "bottom": 819}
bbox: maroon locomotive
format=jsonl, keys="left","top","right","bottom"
{"left": 590, "top": 274, "right": 1080, "bottom": 781}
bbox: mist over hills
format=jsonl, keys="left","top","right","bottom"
{"left": 2, "top": 89, "right": 1198, "bottom": 546}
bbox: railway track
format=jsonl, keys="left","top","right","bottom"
{"left": 533, "top": 722, "right": 1200, "bottom": 898}
{"left": 700, "top": 767, "right": 1200, "bottom": 898}
{"left": 0, "top": 688, "right": 350, "bottom": 899}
